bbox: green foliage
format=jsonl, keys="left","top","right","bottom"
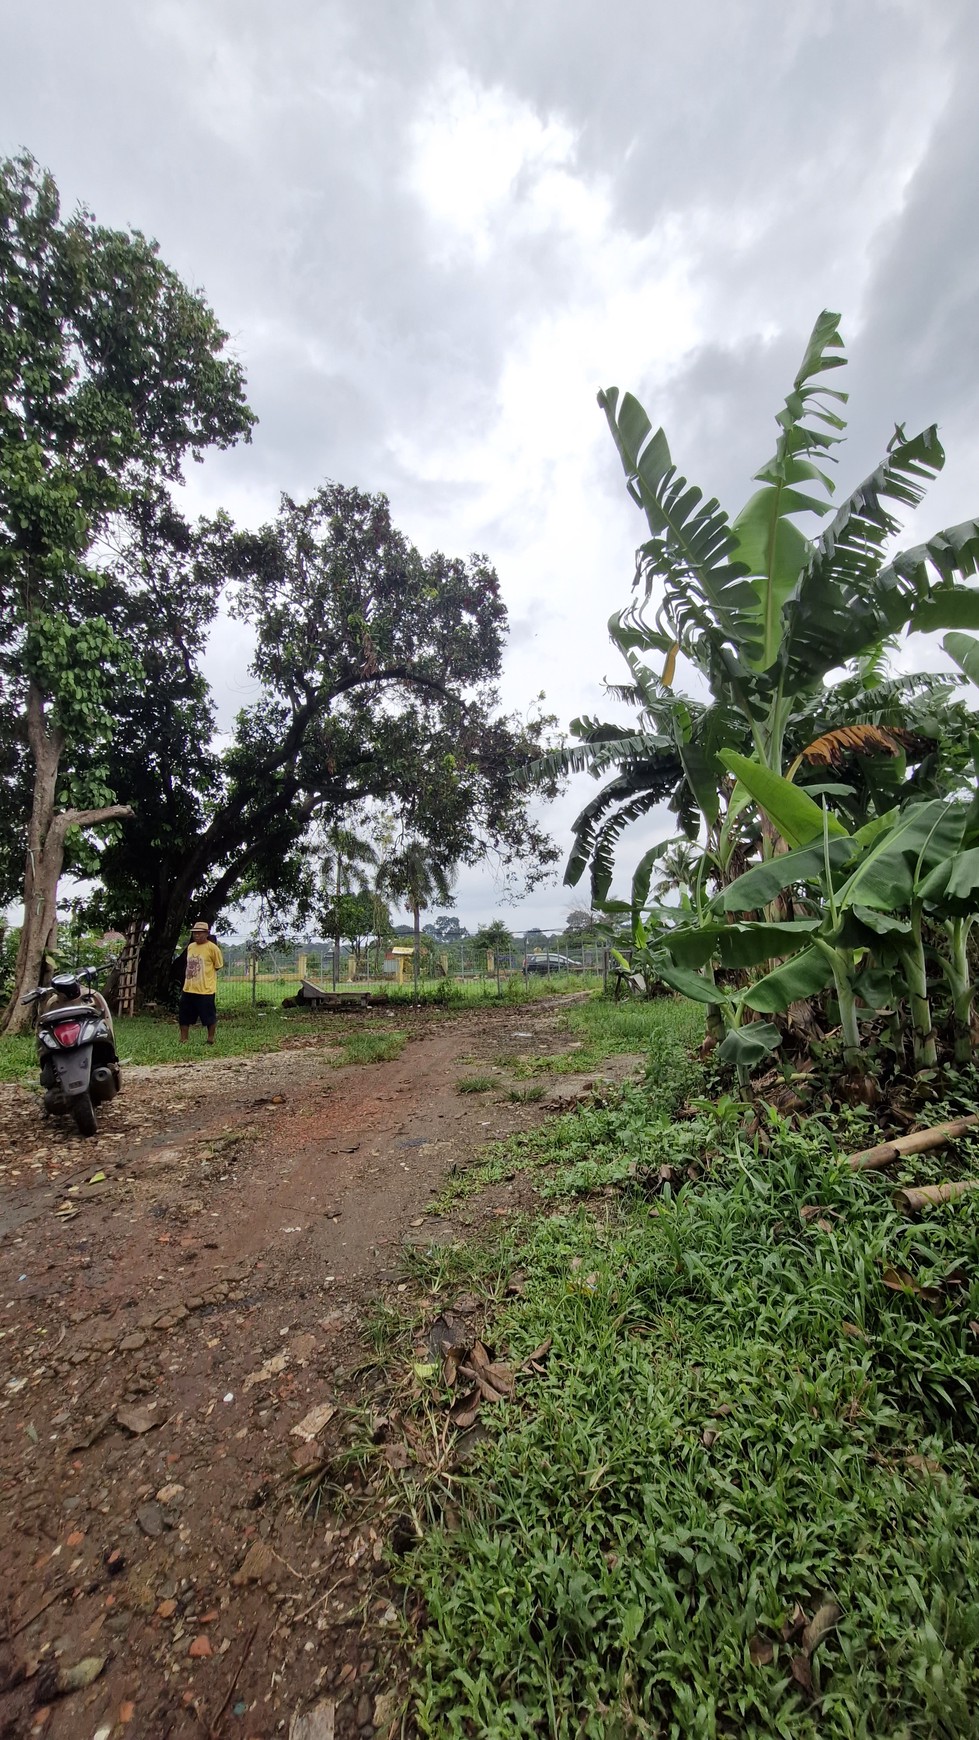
{"left": 557, "top": 311, "right": 979, "bottom": 1077}
{"left": 403, "top": 1106, "right": 979, "bottom": 1737}
{"left": 472, "top": 919, "right": 516, "bottom": 953}
{"left": 550, "top": 310, "right": 979, "bottom": 917}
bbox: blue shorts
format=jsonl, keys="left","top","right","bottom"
{"left": 179, "top": 993, "right": 217, "bottom": 1027}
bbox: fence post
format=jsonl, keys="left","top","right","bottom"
{"left": 251, "top": 950, "right": 257, "bottom": 1005}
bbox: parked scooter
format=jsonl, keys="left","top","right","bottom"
{"left": 21, "top": 967, "right": 122, "bottom": 1137}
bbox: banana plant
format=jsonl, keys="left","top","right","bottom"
{"left": 599, "top": 309, "right": 979, "bottom": 801}
{"left": 710, "top": 756, "right": 974, "bottom": 1071}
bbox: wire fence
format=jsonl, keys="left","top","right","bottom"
{"left": 214, "top": 941, "right": 609, "bottom": 1006}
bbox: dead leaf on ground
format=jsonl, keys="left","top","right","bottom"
{"left": 748, "top": 1634, "right": 774, "bottom": 1666}
{"left": 523, "top": 1337, "right": 553, "bottom": 1369}
{"left": 904, "top": 1454, "right": 945, "bottom": 1477}
{"left": 231, "top": 1541, "right": 277, "bottom": 1587}
{"left": 801, "top": 1601, "right": 840, "bottom": 1656}
{"left": 841, "top": 1322, "right": 865, "bottom": 1340}
{"left": 243, "top": 1352, "right": 289, "bottom": 1392}
{"left": 290, "top": 1401, "right": 335, "bottom": 1442}
{"left": 290, "top": 1695, "right": 337, "bottom": 1740}
{"left": 780, "top": 1603, "right": 808, "bottom": 1643}
{"left": 116, "top": 1404, "right": 167, "bottom": 1437}
{"left": 382, "top": 1442, "right": 412, "bottom": 1471}
{"left": 459, "top": 1366, "right": 505, "bottom": 1403}
{"left": 790, "top": 1654, "right": 814, "bottom": 1696}
{"left": 800, "top": 1205, "right": 840, "bottom": 1223}
{"left": 702, "top": 1428, "right": 718, "bottom": 1449}
{"left": 449, "top": 1390, "right": 481, "bottom": 1431}
{"left": 881, "top": 1265, "right": 943, "bottom": 1307}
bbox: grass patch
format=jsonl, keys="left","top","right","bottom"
{"left": 0, "top": 1006, "right": 409, "bottom": 1083}
{"left": 456, "top": 1074, "right": 497, "bottom": 1094}
{"left": 331, "top": 1028, "right": 407, "bottom": 1067}
{"left": 434, "top": 1000, "right": 707, "bottom": 1211}
{"left": 0, "top": 1007, "right": 311, "bottom": 1082}
{"left": 509, "top": 995, "right": 706, "bottom": 1078}
{"left": 403, "top": 1112, "right": 979, "bottom": 1738}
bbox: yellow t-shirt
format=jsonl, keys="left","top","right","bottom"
{"left": 183, "top": 941, "right": 223, "bottom": 996}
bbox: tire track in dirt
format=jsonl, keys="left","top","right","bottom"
{"left": 0, "top": 999, "right": 605, "bottom": 1739}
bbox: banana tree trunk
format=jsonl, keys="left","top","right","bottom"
{"left": 899, "top": 906, "right": 937, "bottom": 1071}
{"left": 945, "top": 917, "right": 975, "bottom": 1066}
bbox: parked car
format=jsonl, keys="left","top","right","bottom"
{"left": 523, "top": 952, "right": 583, "bottom": 974}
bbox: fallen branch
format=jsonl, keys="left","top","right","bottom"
{"left": 893, "top": 1181, "right": 979, "bottom": 1216}
{"left": 845, "top": 1114, "right": 979, "bottom": 1172}
{"left": 208, "top": 1620, "right": 259, "bottom": 1738}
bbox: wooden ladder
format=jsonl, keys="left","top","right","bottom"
{"left": 114, "top": 922, "right": 143, "bottom": 1017}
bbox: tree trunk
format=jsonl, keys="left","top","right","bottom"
{"left": 899, "top": 907, "right": 937, "bottom": 1071}
{"left": 946, "top": 918, "right": 974, "bottom": 1067}
{"left": 2, "top": 686, "right": 133, "bottom": 1034}
{"left": 413, "top": 901, "right": 421, "bottom": 1003}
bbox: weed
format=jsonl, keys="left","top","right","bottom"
{"left": 456, "top": 1075, "right": 496, "bottom": 1094}
{"left": 332, "top": 1029, "right": 406, "bottom": 1067}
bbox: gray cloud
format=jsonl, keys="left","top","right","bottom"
{"left": 3, "top": 0, "right": 978, "bottom": 928}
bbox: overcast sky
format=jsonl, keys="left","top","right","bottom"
{"left": 4, "top": 0, "right": 979, "bottom": 933}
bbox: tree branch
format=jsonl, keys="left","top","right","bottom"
{"left": 55, "top": 803, "right": 134, "bottom": 834}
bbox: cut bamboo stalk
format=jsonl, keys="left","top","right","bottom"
{"left": 893, "top": 1181, "right": 979, "bottom": 1215}
{"left": 845, "top": 1114, "right": 979, "bottom": 1172}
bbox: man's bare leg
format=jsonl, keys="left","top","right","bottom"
{"left": 207, "top": 1025, "right": 216, "bottom": 1046}
{"left": 179, "top": 1027, "right": 189, "bottom": 1043}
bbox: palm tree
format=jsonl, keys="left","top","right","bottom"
{"left": 319, "top": 825, "right": 378, "bottom": 989}
{"left": 377, "top": 843, "right": 456, "bottom": 1002}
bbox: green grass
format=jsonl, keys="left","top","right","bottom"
{"left": 456, "top": 1074, "right": 497, "bottom": 1094}
{"left": 396, "top": 1046, "right": 979, "bottom": 1736}
{"left": 508, "top": 994, "right": 706, "bottom": 1077}
{"left": 333, "top": 1028, "right": 406, "bottom": 1067}
{"left": 435, "top": 1000, "right": 707, "bottom": 1209}
{"left": 0, "top": 1006, "right": 408, "bottom": 1083}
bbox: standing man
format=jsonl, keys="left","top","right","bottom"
{"left": 178, "top": 921, "right": 224, "bottom": 1047}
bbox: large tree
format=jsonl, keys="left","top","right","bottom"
{"left": 92, "top": 483, "right": 560, "bottom": 999}
{"left": 0, "top": 154, "right": 254, "bottom": 1029}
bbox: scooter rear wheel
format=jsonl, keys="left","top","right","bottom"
{"left": 71, "top": 1092, "right": 98, "bottom": 1138}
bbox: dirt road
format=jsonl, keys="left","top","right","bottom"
{"left": 0, "top": 999, "right": 614, "bottom": 1739}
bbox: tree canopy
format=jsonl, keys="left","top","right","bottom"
{"left": 89, "top": 483, "right": 559, "bottom": 995}
{"left": 0, "top": 153, "right": 255, "bottom": 1026}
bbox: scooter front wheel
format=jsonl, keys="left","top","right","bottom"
{"left": 70, "top": 1092, "right": 98, "bottom": 1138}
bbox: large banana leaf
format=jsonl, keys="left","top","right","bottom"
{"left": 720, "top": 751, "right": 849, "bottom": 847}
{"left": 777, "top": 428, "right": 951, "bottom": 691}
{"left": 730, "top": 310, "right": 844, "bottom": 670}
{"left": 653, "top": 958, "right": 726, "bottom": 1005}
{"left": 836, "top": 799, "right": 964, "bottom": 912}
{"left": 944, "top": 631, "right": 979, "bottom": 687}
{"left": 722, "top": 837, "right": 854, "bottom": 910}
{"left": 630, "top": 837, "right": 685, "bottom": 914}
{"left": 918, "top": 846, "right": 979, "bottom": 916}
{"left": 744, "top": 945, "right": 836, "bottom": 1012}
{"left": 666, "top": 918, "right": 819, "bottom": 971}
{"left": 716, "top": 1023, "right": 782, "bottom": 1069}
{"left": 597, "top": 388, "right": 754, "bottom": 645}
